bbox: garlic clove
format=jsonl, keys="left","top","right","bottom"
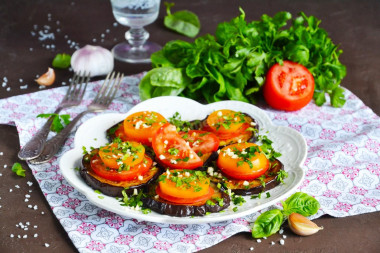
{"left": 35, "top": 67, "right": 55, "bottom": 86}
{"left": 71, "top": 45, "right": 114, "bottom": 77}
{"left": 288, "top": 212, "right": 323, "bottom": 236}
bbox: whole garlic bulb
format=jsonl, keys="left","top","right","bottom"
{"left": 71, "top": 45, "right": 114, "bottom": 77}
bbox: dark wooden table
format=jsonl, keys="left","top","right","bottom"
{"left": 1, "top": 0, "right": 379, "bottom": 252}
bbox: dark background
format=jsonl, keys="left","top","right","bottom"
{"left": 0, "top": 0, "right": 379, "bottom": 252}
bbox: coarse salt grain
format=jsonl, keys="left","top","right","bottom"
{"left": 9, "top": 189, "right": 13, "bottom": 192}
{"left": 33, "top": 205, "right": 38, "bottom": 210}
{"left": 28, "top": 205, "right": 32, "bottom": 208}
{"left": 10, "top": 234, "right": 14, "bottom": 238}
{"left": 249, "top": 247, "right": 254, "bottom": 251}
{"left": 257, "top": 239, "right": 261, "bottom": 243}
{"left": 25, "top": 199, "right": 29, "bottom": 202}
{"left": 45, "top": 243, "right": 50, "bottom": 247}
{"left": 15, "top": 185, "right": 20, "bottom": 188}
{"left": 279, "top": 229, "right": 284, "bottom": 234}
{"left": 271, "top": 241, "right": 275, "bottom": 245}
{"left": 34, "top": 233, "right": 38, "bottom": 237}
{"left": 283, "top": 235, "right": 287, "bottom": 239}
{"left": 280, "top": 239, "right": 285, "bottom": 245}
{"left": 41, "top": 212, "right": 45, "bottom": 215}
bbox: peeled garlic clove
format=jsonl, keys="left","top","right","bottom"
{"left": 288, "top": 213, "right": 323, "bottom": 236}
{"left": 71, "top": 45, "right": 114, "bottom": 77}
{"left": 35, "top": 67, "right": 55, "bottom": 86}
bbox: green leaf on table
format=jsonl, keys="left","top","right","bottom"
{"left": 281, "top": 192, "right": 320, "bottom": 217}
{"left": 37, "top": 113, "right": 71, "bottom": 133}
{"left": 251, "top": 209, "right": 283, "bottom": 238}
{"left": 52, "top": 53, "right": 71, "bottom": 69}
{"left": 12, "top": 162, "right": 26, "bottom": 177}
{"left": 164, "top": 2, "right": 200, "bottom": 38}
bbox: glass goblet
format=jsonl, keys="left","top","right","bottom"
{"left": 110, "top": 0, "right": 161, "bottom": 63}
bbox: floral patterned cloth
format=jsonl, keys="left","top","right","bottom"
{"left": 0, "top": 73, "right": 379, "bottom": 253}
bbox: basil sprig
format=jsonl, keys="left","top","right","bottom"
{"left": 251, "top": 192, "right": 320, "bottom": 238}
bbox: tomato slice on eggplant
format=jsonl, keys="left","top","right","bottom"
{"left": 217, "top": 143, "right": 269, "bottom": 180}
{"left": 98, "top": 141, "right": 145, "bottom": 169}
{"left": 152, "top": 123, "right": 203, "bottom": 170}
{"left": 179, "top": 130, "right": 220, "bottom": 155}
{"left": 263, "top": 60, "right": 314, "bottom": 111}
{"left": 91, "top": 154, "right": 153, "bottom": 181}
{"left": 156, "top": 170, "right": 214, "bottom": 205}
{"left": 201, "top": 110, "right": 257, "bottom": 146}
{"left": 123, "top": 111, "right": 167, "bottom": 146}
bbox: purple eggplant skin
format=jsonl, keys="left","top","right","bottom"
{"left": 211, "top": 159, "right": 285, "bottom": 196}
{"left": 80, "top": 150, "right": 162, "bottom": 197}
{"left": 142, "top": 182, "right": 231, "bottom": 217}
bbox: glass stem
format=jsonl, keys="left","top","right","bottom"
{"left": 125, "top": 28, "right": 149, "bottom": 49}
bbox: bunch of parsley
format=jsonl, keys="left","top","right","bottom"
{"left": 140, "top": 9, "right": 346, "bottom": 107}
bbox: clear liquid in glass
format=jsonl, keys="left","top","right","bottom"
{"left": 111, "top": 0, "right": 159, "bottom": 27}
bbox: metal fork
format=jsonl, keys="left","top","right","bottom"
{"left": 18, "top": 72, "right": 90, "bottom": 160}
{"left": 28, "top": 71, "right": 124, "bottom": 164}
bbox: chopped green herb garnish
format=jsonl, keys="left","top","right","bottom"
{"left": 11, "top": 163, "right": 25, "bottom": 177}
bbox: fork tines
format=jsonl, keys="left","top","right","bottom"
{"left": 64, "top": 71, "right": 91, "bottom": 101}
{"left": 95, "top": 71, "right": 124, "bottom": 105}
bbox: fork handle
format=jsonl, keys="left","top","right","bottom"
{"left": 18, "top": 108, "right": 62, "bottom": 160}
{"left": 28, "top": 110, "right": 90, "bottom": 164}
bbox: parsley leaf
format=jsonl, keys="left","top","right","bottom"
{"left": 37, "top": 113, "right": 71, "bottom": 133}
{"left": 11, "top": 162, "right": 26, "bottom": 177}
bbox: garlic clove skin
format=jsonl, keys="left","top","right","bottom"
{"left": 288, "top": 212, "right": 323, "bottom": 236}
{"left": 35, "top": 67, "right": 55, "bottom": 86}
{"left": 71, "top": 45, "right": 114, "bottom": 77}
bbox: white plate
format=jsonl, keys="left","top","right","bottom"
{"left": 59, "top": 96, "right": 306, "bottom": 224}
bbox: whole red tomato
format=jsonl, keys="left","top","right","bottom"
{"left": 263, "top": 60, "right": 315, "bottom": 111}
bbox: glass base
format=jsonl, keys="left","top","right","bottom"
{"left": 112, "top": 41, "right": 161, "bottom": 63}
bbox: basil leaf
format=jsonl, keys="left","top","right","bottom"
{"left": 12, "top": 162, "right": 26, "bottom": 177}
{"left": 52, "top": 53, "right": 71, "bottom": 69}
{"left": 282, "top": 192, "right": 320, "bottom": 217}
{"left": 252, "top": 209, "right": 283, "bottom": 238}
{"left": 139, "top": 67, "right": 189, "bottom": 100}
{"left": 164, "top": 2, "right": 200, "bottom": 38}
